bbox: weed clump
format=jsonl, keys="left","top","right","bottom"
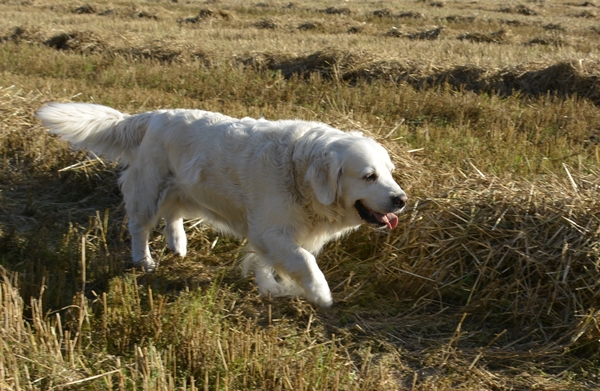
{"left": 457, "top": 29, "right": 509, "bottom": 44}
{"left": 1, "top": 25, "right": 44, "bottom": 44}
{"left": 322, "top": 6, "right": 352, "bottom": 16}
{"left": 254, "top": 18, "right": 277, "bottom": 29}
{"left": 178, "top": 8, "right": 232, "bottom": 24}
{"left": 44, "top": 30, "right": 107, "bottom": 53}
{"left": 500, "top": 4, "right": 538, "bottom": 16}
{"left": 72, "top": 4, "right": 96, "bottom": 14}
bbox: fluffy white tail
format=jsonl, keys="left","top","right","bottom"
{"left": 36, "top": 103, "right": 152, "bottom": 164}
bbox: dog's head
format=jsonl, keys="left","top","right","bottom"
{"left": 304, "top": 132, "right": 407, "bottom": 229}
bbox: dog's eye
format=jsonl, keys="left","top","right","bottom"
{"left": 363, "top": 173, "right": 378, "bottom": 182}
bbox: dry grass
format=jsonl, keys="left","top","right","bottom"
{"left": 2, "top": 0, "right": 600, "bottom": 389}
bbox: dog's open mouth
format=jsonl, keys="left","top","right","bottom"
{"left": 355, "top": 200, "right": 399, "bottom": 229}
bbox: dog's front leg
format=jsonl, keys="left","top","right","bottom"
{"left": 251, "top": 233, "right": 333, "bottom": 308}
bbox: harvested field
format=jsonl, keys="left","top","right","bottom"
{"left": 1, "top": 0, "right": 600, "bottom": 390}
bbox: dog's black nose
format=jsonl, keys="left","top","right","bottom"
{"left": 392, "top": 194, "right": 407, "bottom": 209}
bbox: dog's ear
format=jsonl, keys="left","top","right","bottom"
{"left": 305, "top": 151, "right": 342, "bottom": 205}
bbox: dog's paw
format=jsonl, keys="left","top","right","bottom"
{"left": 171, "top": 245, "right": 187, "bottom": 257}
{"left": 304, "top": 286, "right": 333, "bottom": 308}
{"left": 167, "top": 236, "right": 187, "bottom": 257}
{"left": 134, "top": 257, "right": 157, "bottom": 273}
{"left": 303, "top": 275, "right": 333, "bottom": 308}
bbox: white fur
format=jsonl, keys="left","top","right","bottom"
{"left": 36, "top": 103, "right": 407, "bottom": 307}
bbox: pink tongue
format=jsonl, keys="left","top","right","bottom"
{"left": 372, "top": 211, "right": 399, "bottom": 229}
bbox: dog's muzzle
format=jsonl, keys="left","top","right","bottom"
{"left": 354, "top": 195, "right": 407, "bottom": 229}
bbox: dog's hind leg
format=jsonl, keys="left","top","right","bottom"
{"left": 158, "top": 195, "right": 187, "bottom": 256}
{"left": 164, "top": 215, "right": 187, "bottom": 257}
{"left": 121, "top": 165, "right": 170, "bottom": 272}
{"left": 128, "top": 219, "right": 156, "bottom": 272}
{"left": 241, "top": 254, "right": 304, "bottom": 298}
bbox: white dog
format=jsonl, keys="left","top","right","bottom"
{"left": 36, "top": 103, "right": 407, "bottom": 307}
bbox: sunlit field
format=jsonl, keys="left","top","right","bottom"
{"left": 2, "top": 0, "right": 600, "bottom": 389}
